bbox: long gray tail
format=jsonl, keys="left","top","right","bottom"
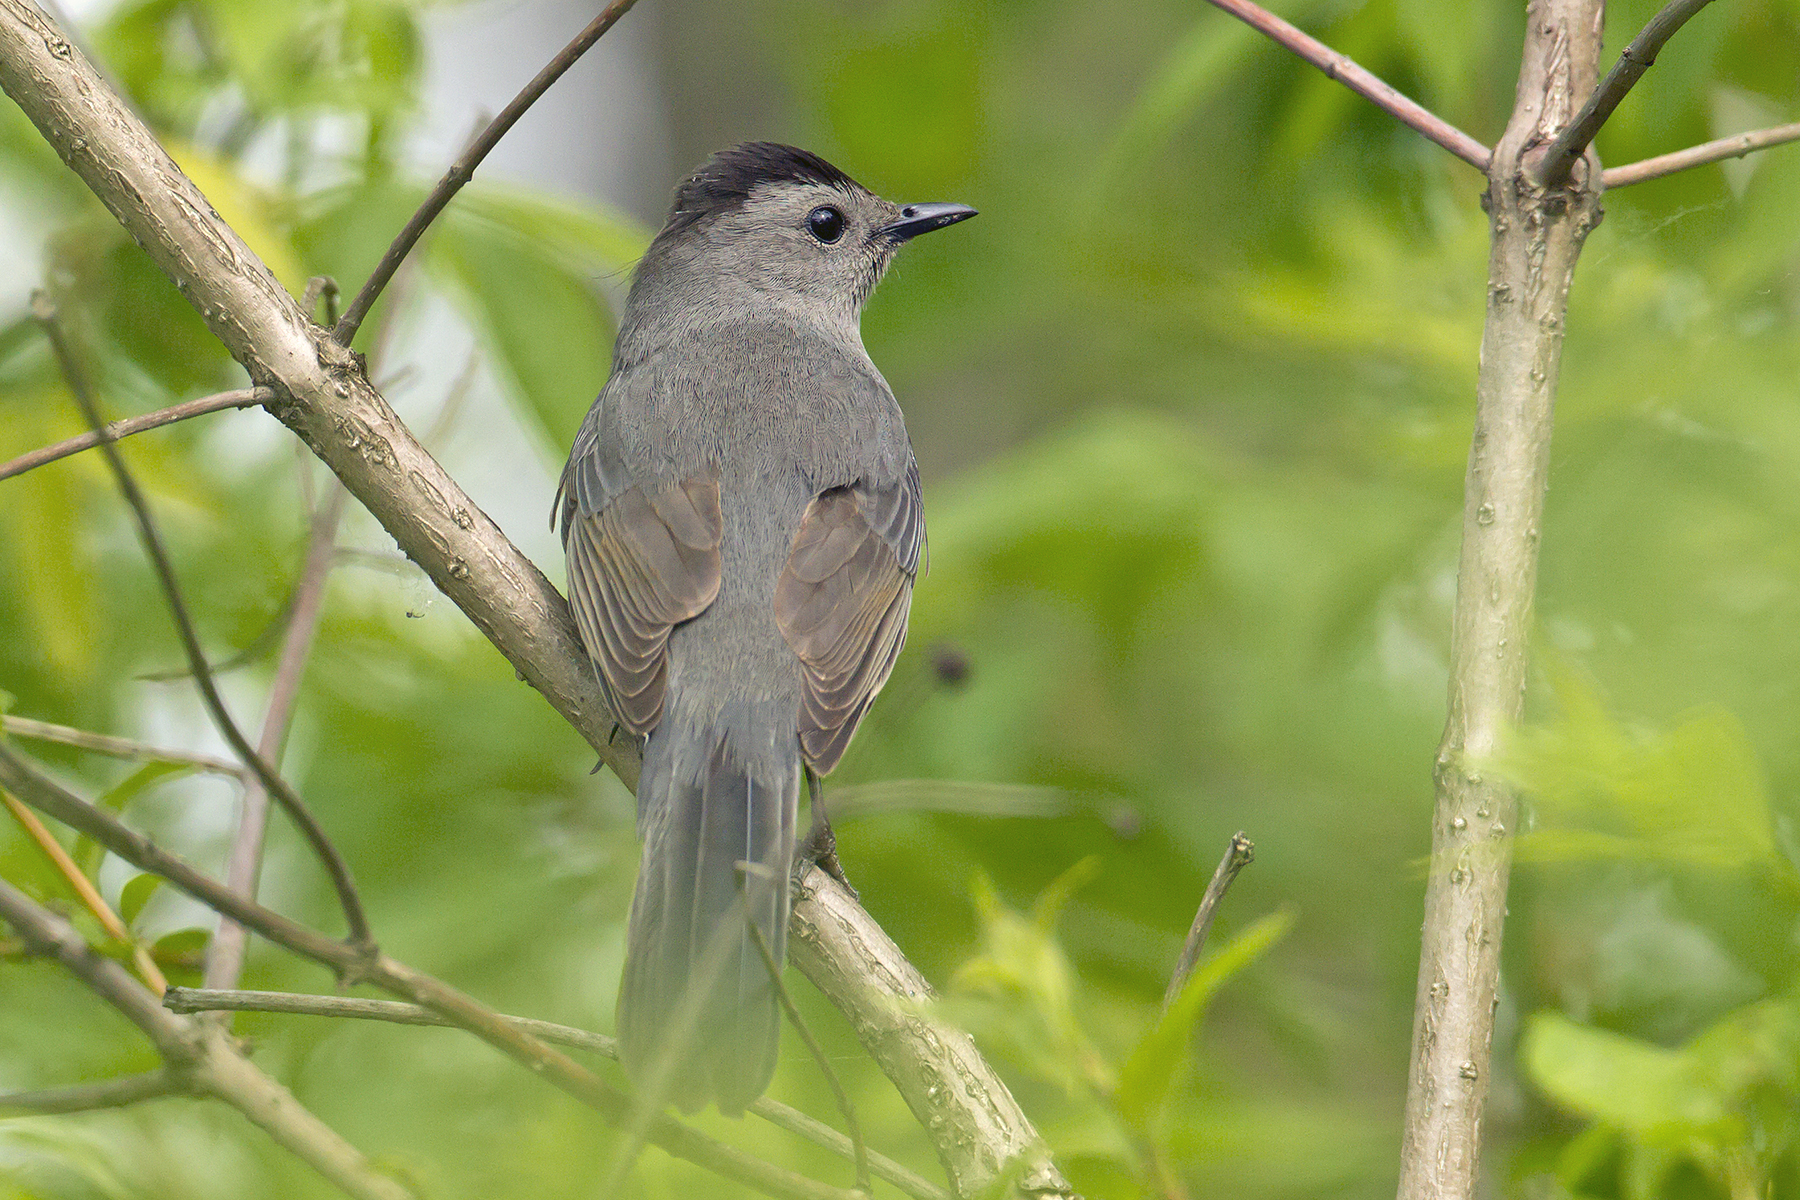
{"left": 617, "top": 707, "right": 799, "bottom": 1115}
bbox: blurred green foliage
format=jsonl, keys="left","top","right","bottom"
{"left": 3, "top": 0, "right": 1800, "bottom": 1197}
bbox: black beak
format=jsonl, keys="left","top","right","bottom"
{"left": 878, "top": 202, "right": 978, "bottom": 242}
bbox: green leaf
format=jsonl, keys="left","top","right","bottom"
{"left": 117, "top": 874, "right": 161, "bottom": 927}
{"left": 1492, "top": 663, "right": 1782, "bottom": 874}
{"left": 1523, "top": 1011, "right": 1726, "bottom": 1140}
{"left": 150, "top": 927, "right": 210, "bottom": 987}
{"left": 1113, "top": 906, "right": 1295, "bottom": 1137}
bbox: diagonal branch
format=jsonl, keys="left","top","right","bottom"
{"left": 0, "top": 5, "right": 1074, "bottom": 1193}
{"left": 1531, "top": 0, "right": 1718, "bottom": 189}
{"left": 0, "top": 387, "right": 270, "bottom": 482}
{"left": 162, "top": 987, "right": 949, "bottom": 1200}
{"left": 0, "top": 876, "right": 413, "bottom": 1200}
{"left": 206, "top": 485, "right": 348, "bottom": 998}
{"left": 1162, "top": 832, "right": 1254, "bottom": 1011}
{"left": 32, "top": 292, "right": 373, "bottom": 955}
{"left": 332, "top": 0, "right": 640, "bottom": 344}
{"left": 1202, "top": 0, "right": 1490, "bottom": 170}
{"left": 0, "top": 742, "right": 861, "bottom": 1200}
{"left": 1602, "top": 119, "right": 1800, "bottom": 188}
{"left": 0, "top": 1071, "right": 177, "bottom": 1114}
{"left": 3, "top": 787, "right": 166, "bottom": 991}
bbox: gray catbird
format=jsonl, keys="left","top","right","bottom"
{"left": 555, "top": 143, "right": 975, "bottom": 1114}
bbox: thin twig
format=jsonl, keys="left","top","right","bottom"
{"left": 0, "top": 744, "right": 861, "bottom": 1200}
{"left": 2, "top": 789, "right": 167, "bottom": 992}
{"left": 742, "top": 868, "right": 871, "bottom": 1196}
{"left": 332, "top": 0, "right": 641, "bottom": 344}
{"left": 0, "top": 715, "right": 246, "bottom": 777}
{"left": 0, "top": 1071, "right": 176, "bottom": 1115}
{"left": 206, "top": 486, "right": 348, "bottom": 998}
{"left": 165, "top": 987, "right": 947, "bottom": 1200}
{"left": 1532, "top": 0, "right": 1718, "bottom": 189}
{"left": 31, "top": 293, "right": 374, "bottom": 956}
{"left": 1202, "top": 0, "right": 1490, "bottom": 170}
{"left": 135, "top": 586, "right": 297, "bottom": 682}
{"left": 0, "top": 876, "right": 414, "bottom": 1200}
{"left": 1603, "top": 119, "right": 1800, "bottom": 188}
{"left": 0, "top": 387, "right": 269, "bottom": 483}
{"left": 1161, "top": 832, "right": 1254, "bottom": 1011}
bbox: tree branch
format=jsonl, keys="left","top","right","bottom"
{"left": 0, "top": 715, "right": 247, "bottom": 777}
{"left": 206, "top": 485, "right": 347, "bottom": 998}
{"left": 332, "top": 0, "right": 640, "bottom": 344}
{"left": 1530, "top": 0, "right": 1717, "bottom": 189}
{"left": 0, "top": 4, "right": 1073, "bottom": 1192}
{"left": 0, "top": 1071, "right": 177, "bottom": 1114}
{"left": 1202, "top": 0, "right": 1490, "bottom": 170}
{"left": 32, "top": 291, "right": 373, "bottom": 955}
{"left": 0, "top": 876, "right": 414, "bottom": 1200}
{"left": 1602, "top": 119, "right": 1800, "bottom": 188}
{"left": 1162, "top": 832, "right": 1253, "bottom": 1011}
{"left": 788, "top": 863, "right": 1071, "bottom": 1198}
{"left": 162, "top": 988, "right": 949, "bottom": 1200}
{"left": 0, "top": 743, "right": 863, "bottom": 1200}
{"left": 2, "top": 788, "right": 166, "bottom": 992}
{"left": 1397, "top": 2, "right": 1604, "bottom": 1197}
{"left": 0, "top": 387, "right": 269, "bottom": 482}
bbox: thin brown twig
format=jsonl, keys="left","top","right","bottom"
{"left": 164, "top": 986, "right": 948, "bottom": 1200}
{"left": 0, "top": 1071, "right": 177, "bottom": 1115}
{"left": 1531, "top": 0, "right": 1718, "bottom": 189}
{"left": 1603, "top": 119, "right": 1800, "bottom": 188}
{"left": 0, "top": 387, "right": 269, "bottom": 483}
{"left": 1162, "top": 832, "right": 1254, "bottom": 1011}
{"left": 333, "top": 0, "right": 641, "bottom": 344}
{"left": 0, "top": 743, "right": 860, "bottom": 1200}
{"left": 742, "top": 868, "right": 871, "bottom": 1196}
{"left": 1201, "top": 0, "right": 1490, "bottom": 170}
{"left": 0, "top": 715, "right": 246, "bottom": 777}
{"left": 31, "top": 293, "right": 374, "bottom": 956}
{"left": 1, "top": 789, "right": 167, "bottom": 992}
{"left": 206, "top": 485, "right": 348, "bottom": 998}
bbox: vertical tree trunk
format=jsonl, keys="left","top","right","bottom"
{"left": 1397, "top": 3, "right": 1605, "bottom": 1197}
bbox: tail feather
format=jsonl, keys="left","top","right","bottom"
{"left": 618, "top": 711, "right": 798, "bottom": 1115}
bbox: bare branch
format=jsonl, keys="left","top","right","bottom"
{"left": 0, "top": 387, "right": 268, "bottom": 482}
{"left": 1162, "top": 832, "right": 1254, "bottom": 1011}
{"left": 0, "top": 715, "right": 246, "bottom": 777}
{"left": 1397, "top": 3, "right": 1605, "bottom": 1197}
{"left": 206, "top": 485, "right": 348, "bottom": 997}
{"left": 0, "top": 744, "right": 861, "bottom": 1200}
{"left": 164, "top": 986, "right": 948, "bottom": 1200}
{"left": 0, "top": 1071, "right": 177, "bottom": 1115}
{"left": 2, "top": 788, "right": 167, "bottom": 992}
{"left": 1603, "top": 119, "right": 1800, "bottom": 188}
{"left": 0, "top": 876, "right": 414, "bottom": 1200}
{"left": 744, "top": 869, "right": 870, "bottom": 1195}
{"left": 332, "top": 0, "right": 641, "bottom": 344}
{"left": 31, "top": 292, "right": 374, "bottom": 955}
{"left": 1202, "top": 0, "right": 1490, "bottom": 170}
{"left": 1531, "top": 0, "right": 1718, "bottom": 189}
{"left": 0, "top": 8, "right": 1070, "bottom": 1191}
{"left": 788, "top": 862, "right": 1074, "bottom": 1199}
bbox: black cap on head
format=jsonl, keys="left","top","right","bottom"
{"left": 666, "top": 142, "right": 863, "bottom": 235}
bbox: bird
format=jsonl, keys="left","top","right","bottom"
{"left": 554, "top": 142, "right": 975, "bottom": 1114}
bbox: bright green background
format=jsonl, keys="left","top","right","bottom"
{"left": 4, "top": 1, "right": 1800, "bottom": 1197}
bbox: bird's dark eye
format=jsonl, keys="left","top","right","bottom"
{"left": 806, "top": 205, "right": 845, "bottom": 244}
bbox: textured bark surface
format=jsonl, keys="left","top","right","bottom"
{"left": 1396, "top": 2, "right": 1605, "bottom": 1196}
{"left": 0, "top": 3, "right": 1068, "bottom": 1194}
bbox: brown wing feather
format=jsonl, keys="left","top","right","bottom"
{"left": 776, "top": 484, "right": 917, "bottom": 775}
{"left": 565, "top": 476, "right": 722, "bottom": 736}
